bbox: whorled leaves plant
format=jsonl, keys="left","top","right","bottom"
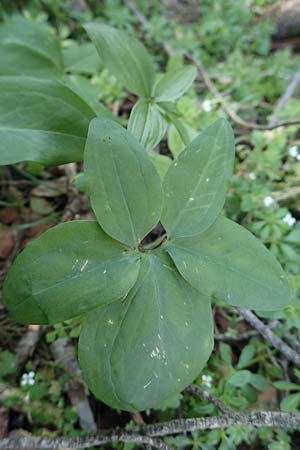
{"left": 3, "top": 118, "right": 292, "bottom": 411}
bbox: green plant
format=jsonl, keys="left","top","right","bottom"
{"left": 3, "top": 115, "right": 292, "bottom": 411}
{"left": 0, "top": 18, "right": 196, "bottom": 166}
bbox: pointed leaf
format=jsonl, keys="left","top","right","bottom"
{"left": 65, "top": 74, "right": 117, "bottom": 120}
{"left": 280, "top": 393, "right": 300, "bottom": 412}
{"left": 84, "top": 23, "right": 155, "bottom": 97}
{"left": 0, "top": 15, "right": 63, "bottom": 78}
{"left": 79, "top": 251, "right": 213, "bottom": 412}
{"left": 228, "top": 370, "right": 252, "bottom": 387}
{"left": 83, "top": 118, "right": 162, "bottom": 247}
{"left": 153, "top": 66, "right": 197, "bottom": 101}
{"left": 0, "top": 77, "right": 96, "bottom": 166}
{"left": 168, "top": 122, "right": 198, "bottom": 158}
{"left": 3, "top": 221, "right": 140, "bottom": 324}
{"left": 161, "top": 119, "right": 235, "bottom": 238}
{"left": 149, "top": 152, "right": 172, "bottom": 180}
{"left": 62, "top": 43, "right": 103, "bottom": 75}
{"left": 167, "top": 216, "right": 292, "bottom": 311}
{"left": 128, "top": 99, "right": 168, "bottom": 151}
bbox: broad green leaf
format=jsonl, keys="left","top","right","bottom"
{"left": 3, "top": 221, "right": 140, "bottom": 325}
{"left": 153, "top": 66, "right": 197, "bottom": 101}
{"left": 128, "top": 99, "right": 168, "bottom": 151}
{"left": 168, "top": 122, "right": 198, "bottom": 158}
{"left": 0, "top": 77, "right": 96, "bottom": 166}
{"left": 149, "top": 152, "right": 172, "bottom": 180}
{"left": 250, "top": 374, "right": 269, "bottom": 391}
{"left": 167, "top": 216, "right": 292, "bottom": 311}
{"left": 83, "top": 118, "right": 162, "bottom": 247}
{"left": 79, "top": 251, "right": 213, "bottom": 412}
{"left": 62, "top": 43, "right": 103, "bottom": 75}
{"left": 161, "top": 119, "right": 235, "bottom": 238}
{"left": 84, "top": 23, "right": 155, "bottom": 97}
{"left": 228, "top": 370, "right": 252, "bottom": 387}
{"left": 65, "top": 74, "right": 116, "bottom": 119}
{"left": 0, "top": 15, "right": 63, "bottom": 78}
{"left": 280, "top": 393, "right": 300, "bottom": 412}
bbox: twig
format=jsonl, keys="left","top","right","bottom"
{"left": 272, "top": 186, "right": 300, "bottom": 202}
{"left": 2, "top": 411, "right": 300, "bottom": 449}
{"left": 237, "top": 308, "right": 300, "bottom": 368}
{"left": 15, "top": 325, "right": 41, "bottom": 367}
{"left": 215, "top": 330, "right": 258, "bottom": 341}
{"left": 187, "top": 384, "right": 233, "bottom": 416}
{"left": 269, "top": 72, "right": 300, "bottom": 127}
{"left": 214, "top": 320, "right": 280, "bottom": 342}
{"left": 126, "top": 0, "right": 300, "bottom": 131}
{"left": 0, "top": 433, "right": 171, "bottom": 450}
{"left": 132, "top": 412, "right": 152, "bottom": 450}
{"left": 51, "top": 338, "right": 97, "bottom": 432}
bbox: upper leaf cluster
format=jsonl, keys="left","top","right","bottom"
{"left": 0, "top": 17, "right": 196, "bottom": 166}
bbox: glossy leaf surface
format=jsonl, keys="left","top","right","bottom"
{"left": 0, "top": 77, "right": 95, "bottom": 166}
{"left": 167, "top": 216, "right": 292, "bottom": 311}
{"left": 128, "top": 99, "right": 168, "bottom": 151}
{"left": 79, "top": 251, "right": 213, "bottom": 411}
{"left": 161, "top": 119, "right": 235, "bottom": 238}
{"left": 153, "top": 66, "right": 197, "bottom": 101}
{"left": 3, "top": 221, "right": 140, "bottom": 324}
{"left": 84, "top": 23, "right": 155, "bottom": 97}
{"left": 84, "top": 118, "right": 162, "bottom": 247}
{"left": 0, "top": 15, "right": 63, "bottom": 78}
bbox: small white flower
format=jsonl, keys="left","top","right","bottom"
{"left": 202, "top": 100, "right": 212, "bottom": 112}
{"left": 263, "top": 196, "right": 274, "bottom": 207}
{"left": 289, "top": 145, "right": 299, "bottom": 159}
{"left": 249, "top": 172, "right": 256, "bottom": 180}
{"left": 20, "top": 371, "right": 35, "bottom": 387}
{"left": 283, "top": 213, "right": 296, "bottom": 227}
{"left": 202, "top": 374, "right": 213, "bottom": 388}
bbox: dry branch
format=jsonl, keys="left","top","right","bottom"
{"left": 187, "top": 384, "right": 233, "bottom": 416}
{"left": 51, "top": 338, "right": 97, "bottom": 432}
{"left": 1, "top": 411, "right": 300, "bottom": 449}
{"left": 237, "top": 308, "right": 300, "bottom": 368}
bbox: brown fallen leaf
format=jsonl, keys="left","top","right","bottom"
{"left": 0, "top": 230, "right": 14, "bottom": 260}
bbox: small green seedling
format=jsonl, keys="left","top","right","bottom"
{"left": 3, "top": 118, "right": 291, "bottom": 412}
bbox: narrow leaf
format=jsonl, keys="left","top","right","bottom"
{"left": 3, "top": 221, "right": 140, "bottom": 324}
{"left": 79, "top": 251, "right": 213, "bottom": 412}
{"left": 168, "top": 122, "right": 198, "bottom": 158}
{"left": 84, "top": 23, "right": 155, "bottom": 97}
{"left": 84, "top": 118, "right": 162, "bottom": 247}
{"left": 128, "top": 99, "right": 168, "bottom": 151}
{"left": 161, "top": 119, "right": 235, "bottom": 238}
{"left": 153, "top": 66, "right": 197, "bottom": 101}
{"left": 0, "top": 15, "right": 63, "bottom": 78}
{"left": 167, "top": 216, "right": 292, "bottom": 311}
{"left": 0, "top": 77, "right": 96, "bottom": 166}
